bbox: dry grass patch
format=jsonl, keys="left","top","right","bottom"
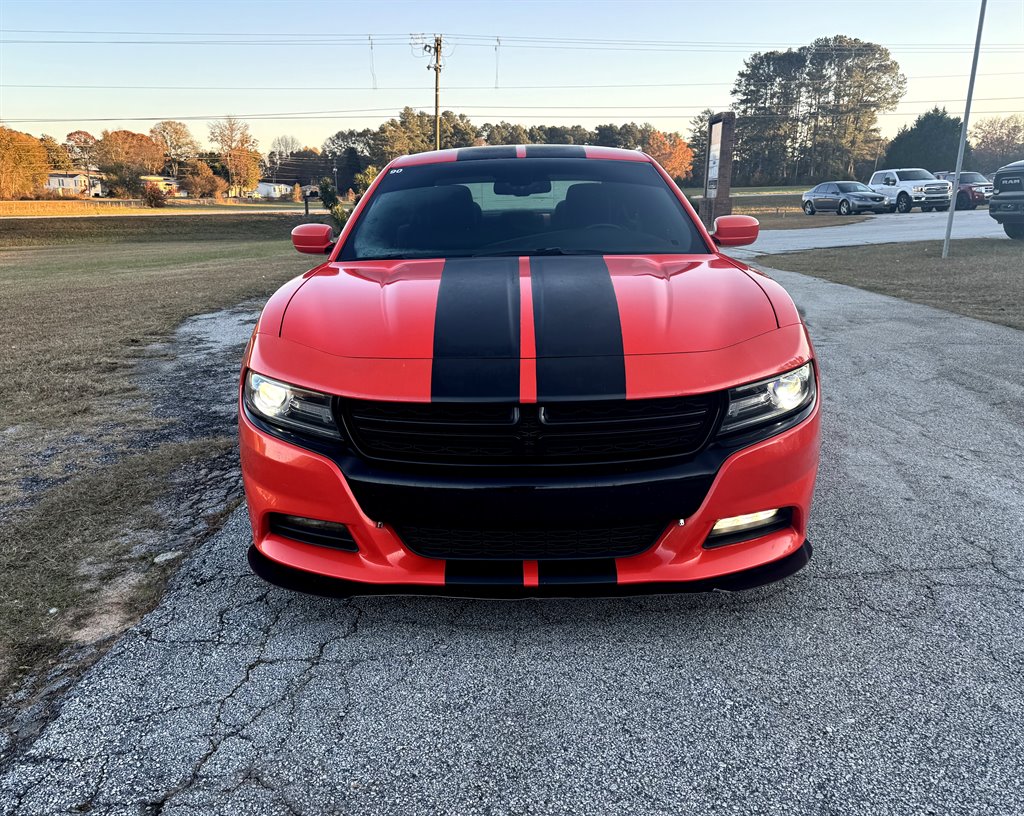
{"left": 761, "top": 239, "right": 1024, "bottom": 331}
{"left": 753, "top": 213, "right": 871, "bottom": 231}
{"left": 0, "top": 214, "right": 323, "bottom": 696}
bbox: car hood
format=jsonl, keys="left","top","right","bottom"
{"left": 279, "top": 255, "right": 779, "bottom": 361}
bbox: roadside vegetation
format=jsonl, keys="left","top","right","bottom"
{"left": 762, "top": 239, "right": 1024, "bottom": 331}
{"left": 0, "top": 213, "right": 327, "bottom": 698}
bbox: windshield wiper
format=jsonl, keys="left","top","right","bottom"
{"left": 471, "top": 247, "right": 603, "bottom": 257}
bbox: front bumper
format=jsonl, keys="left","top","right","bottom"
{"left": 239, "top": 395, "right": 821, "bottom": 596}
{"left": 989, "top": 198, "right": 1024, "bottom": 224}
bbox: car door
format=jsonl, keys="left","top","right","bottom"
{"left": 817, "top": 184, "right": 839, "bottom": 211}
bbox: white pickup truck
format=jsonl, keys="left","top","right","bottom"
{"left": 867, "top": 168, "right": 953, "bottom": 214}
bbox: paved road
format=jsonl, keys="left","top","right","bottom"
{"left": 729, "top": 208, "right": 1005, "bottom": 257}
{"left": 3, "top": 268, "right": 1024, "bottom": 815}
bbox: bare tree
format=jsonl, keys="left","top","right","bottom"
{"left": 150, "top": 121, "right": 199, "bottom": 178}
{"left": 268, "top": 135, "right": 302, "bottom": 181}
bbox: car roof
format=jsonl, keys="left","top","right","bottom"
{"left": 390, "top": 144, "right": 653, "bottom": 168}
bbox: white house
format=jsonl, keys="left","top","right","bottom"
{"left": 256, "top": 181, "right": 294, "bottom": 199}
{"left": 46, "top": 171, "right": 104, "bottom": 197}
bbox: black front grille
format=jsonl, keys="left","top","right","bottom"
{"left": 397, "top": 522, "right": 668, "bottom": 560}
{"left": 339, "top": 393, "right": 722, "bottom": 466}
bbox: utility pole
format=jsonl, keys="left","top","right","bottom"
{"left": 424, "top": 35, "right": 443, "bottom": 150}
{"left": 943, "top": 0, "right": 986, "bottom": 259}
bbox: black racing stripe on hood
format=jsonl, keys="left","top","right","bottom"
{"left": 456, "top": 146, "right": 518, "bottom": 161}
{"left": 530, "top": 255, "right": 626, "bottom": 401}
{"left": 524, "top": 145, "right": 586, "bottom": 158}
{"left": 431, "top": 257, "right": 520, "bottom": 401}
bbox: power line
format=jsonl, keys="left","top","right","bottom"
{"left": 5, "top": 109, "right": 1020, "bottom": 125}
{"left": 3, "top": 71, "right": 1022, "bottom": 92}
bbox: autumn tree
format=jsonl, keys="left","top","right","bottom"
{"left": 291, "top": 182, "right": 303, "bottom": 203}
{"left": 64, "top": 130, "right": 97, "bottom": 168}
{"left": 39, "top": 135, "right": 73, "bottom": 170}
{"left": 149, "top": 120, "right": 199, "bottom": 178}
{"left": 883, "top": 107, "right": 968, "bottom": 171}
{"left": 180, "top": 160, "right": 228, "bottom": 199}
{"left": 209, "top": 116, "right": 261, "bottom": 195}
{"left": 970, "top": 114, "right": 1024, "bottom": 173}
{"left": 0, "top": 127, "right": 49, "bottom": 199}
{"left": 93, "top": 130, "right": 165, "bottom": 196}
{"left": 646, "top": 130, "right": 694, "bottom": 182}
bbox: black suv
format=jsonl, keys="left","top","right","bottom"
{"left": 989, "top": 160, "right": 1024, "bottom": 240}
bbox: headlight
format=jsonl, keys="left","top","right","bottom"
{"left": 913, "top": 185, "right": 925, "bottom": 193}
{"left": 718, "top": 362, "right": 815, "bottom": 435}
{"left": 243, "top": 371, "right": 341, "bottom": 439}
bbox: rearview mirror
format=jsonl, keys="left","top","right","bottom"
{"left": 712, "top": 215, "right": 759, "bottom": 247}
{"left": 291, "top": 223, "right": 335, "bottom": 255}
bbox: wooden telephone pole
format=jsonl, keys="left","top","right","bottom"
{"left": 424, "top": 35, "right": 443, "bottom": 150}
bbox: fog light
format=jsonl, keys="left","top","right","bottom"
{"left": 269, "top": 513, "right": 358, "bottom": 551}
{"left": 711, "top": 509, "right": 780, "bottom": 535}
{"left": 704, "top": 508, "right": 792, "bottom": 549}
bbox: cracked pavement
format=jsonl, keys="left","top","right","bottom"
{"left": 2, "top": 266, "right": 1023, "bottom": 815}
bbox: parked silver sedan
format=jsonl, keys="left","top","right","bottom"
{"left": 802, "top": 182, "right": 888, "bottom": 215}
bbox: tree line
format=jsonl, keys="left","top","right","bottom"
{"left": 2, "top": 31, "right": 1022, "bottom": 201}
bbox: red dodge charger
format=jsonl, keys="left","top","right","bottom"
{"left": 240, "top": 145, "right": 821, "bottom": 596}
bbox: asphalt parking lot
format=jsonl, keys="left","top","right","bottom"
{"left": 3, "top": 261, "right": 1023, "bottom": 815}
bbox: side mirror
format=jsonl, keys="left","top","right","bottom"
{"left": 885, "top": 178, "right": 896, "bottom": 186}
{"left": 712, "top": 215, "right": 759, "bottom": 247}
{"left": 291, "top": 223, "right": 335, "bottom": 255}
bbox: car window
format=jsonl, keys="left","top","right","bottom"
{"left": 958, "top": 172, "right": 988, "bottom": 184}
{"left": 869, "top": 173, "right": 882, "bottom": 185}
{"left": 825, "top": 184, "right": 838, "bottom": 194}
{"left": 836, "top": 182, "right": 872, "bottom": 193}
{"left": 340, "top": 157, "right": 710, "bottom": 260}
{"left": 884, "top": 174, "right": 896, "bottom": 184}
{"left": 896, "top": 169, "right": 936, "bottom": 181}
{"left": 810, "top": 184, "right": 822, "bottom": 194}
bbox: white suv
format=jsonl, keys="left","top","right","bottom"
{"left": 868, "top": 168, "right": 953, "bottom": 214}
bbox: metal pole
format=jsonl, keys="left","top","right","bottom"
{"left": 434, "top": 35, "right": 442, "bottom": 151}
{"left": 943, "top": 0, "right": 986, "bottom": 259}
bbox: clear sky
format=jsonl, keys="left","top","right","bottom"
{"left": 1, "top": 0, "right": 1021, "bottom": 151}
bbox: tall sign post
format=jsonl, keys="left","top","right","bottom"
{"left": 700, "top": 112, "right": 736, "bottom": 232}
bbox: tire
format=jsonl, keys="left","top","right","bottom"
{"left": 803, "top": 201, "right": 816, "bottom": 215}
{"left": 956, "top": 192, "right": 970, "bottom": 210}
{"left": 838, "top": 200, "right": 851, "bottom": 215}
{"left": 1004, "top": 223, "right": 1024, "bottom": 241}
{"left": 936, "top": 205, "right": 949, "bottom": 212}
{"left": 922, "top": 206, "right": 933, "bottom": 213}
{"left": 896, "top": 193, "right": 913, "bottom": 213}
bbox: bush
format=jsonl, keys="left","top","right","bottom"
{"left": 141, "top": 184, "right": 168, "bottom": 208}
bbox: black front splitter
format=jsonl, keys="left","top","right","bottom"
{"left": 247, "top": 541, "right": 812, "bottom": 599}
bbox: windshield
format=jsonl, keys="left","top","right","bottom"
{"left": 957, "top": 172, "right": 988, "bottom": 184}
{"left": 837, "top": 182, "right": 872, "bottom": 193}
{"left": 897, "top": 169, "right": 936, "bottom": 181}
{"left": 339, "top": 158, "right": 709, "bottom": 260}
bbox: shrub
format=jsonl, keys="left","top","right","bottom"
{"left": 141, "top": 184, "right": 168, "bottom": 208}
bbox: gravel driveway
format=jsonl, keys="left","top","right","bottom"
{"left": 2, "top": 267, "right": 1022, "bottom": 815}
